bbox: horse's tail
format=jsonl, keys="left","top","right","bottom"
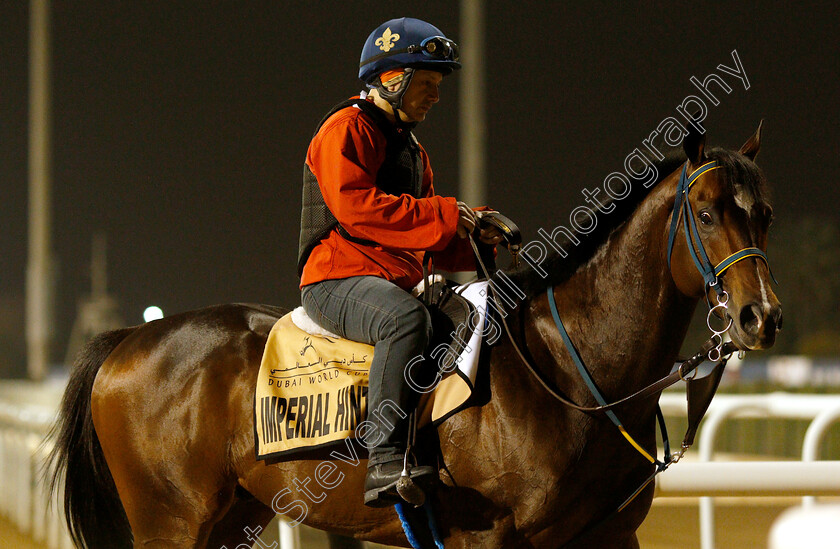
{"left": 45, "top": 326, "right": 137, "bottom": 549}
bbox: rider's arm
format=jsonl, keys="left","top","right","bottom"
{"left": 307, "top": 111, "right": 461, "bottom": 252}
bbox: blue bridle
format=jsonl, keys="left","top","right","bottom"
{"left": 666, "top": 160, "right": 776, "bottom": 296}
{"left": 545, "top": 159, "right": 778, "bottom": 475}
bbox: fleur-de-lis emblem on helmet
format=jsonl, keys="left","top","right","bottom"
{"left": 375, "top": 27, "right": 400, "bottom": 52}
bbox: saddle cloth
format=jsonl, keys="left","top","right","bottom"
{"left": 255, "top": 281, "right": 489, "bottom": 460}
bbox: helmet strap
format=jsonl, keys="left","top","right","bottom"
{"left": 373, "top": 68, "right": 417, "bottom": 130}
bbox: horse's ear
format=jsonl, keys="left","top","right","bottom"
{"left": 739, "top": 119, "right": 763, "bottom": 161}
{"left": 682, "top": 118, "right": 706, "bottom": 165}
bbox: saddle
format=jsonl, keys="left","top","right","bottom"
{"left": 254, "top": 278, "right": 488, "bottom": 461}
{"left": 421, "top": 278, "right": 474, "bottom": 364}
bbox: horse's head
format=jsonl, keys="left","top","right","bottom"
{"left": 668, "top": 122, "right": 782, "bottom": 350}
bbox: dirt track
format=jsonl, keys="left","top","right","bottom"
{"left": 639, "top": 499, "right": 791, "bottom": 548}
{"left": 0, "top": 516, "right": 40, "bottom": 549}
{"left": 0, "top": 500, "right": 806, "bottom": 548}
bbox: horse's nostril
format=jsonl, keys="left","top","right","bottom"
{"left": 773, "top": 307, "right": 783, "bottom": 332}
{"left": 739, "top": 304, "right": 761, "bottom": 335}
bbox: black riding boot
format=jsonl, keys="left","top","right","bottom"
{"left": 363, "top": 369, "right": 439, "bottom": 507}
{"left": 363, "top": 409, "right": 437, "bottom": 507}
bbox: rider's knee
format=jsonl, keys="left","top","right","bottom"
{"left": 385, "top": 299, "right": 432, "bottom": 345}
{"left": 407, "top": 300, "right": 433, "bottom": 341}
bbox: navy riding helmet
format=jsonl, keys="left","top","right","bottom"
{"left": 359, "top": 18, "right": 461, "bottom": 114}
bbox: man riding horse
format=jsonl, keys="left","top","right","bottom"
{"left": 297, "top": 17, "right": 503, "bottom": 508}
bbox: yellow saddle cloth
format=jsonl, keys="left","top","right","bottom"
{"left": 255, "top": 282, "right": 489, "bottom": 460}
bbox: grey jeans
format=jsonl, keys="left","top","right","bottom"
{"left": 301, "top": 276, "right": 432, "bottom": 465}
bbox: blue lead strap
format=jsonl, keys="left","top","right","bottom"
{"left": 395, "top": 502, "right": 445, "bottom": 549}
{"left": 548, "top": 284, "right": 678, "bottom": 513}
{"left": 547, "top": 286, "right": 661, "bottom": 466}
{"left": 395, "top": 503, "right": 424, "bottom": 549}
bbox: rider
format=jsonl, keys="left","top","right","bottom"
{"left": 298, "top": 17, "right": 501, "bottom": 507}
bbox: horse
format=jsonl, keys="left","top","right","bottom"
{"left": 47, "top": 123, "right": 781, "bottom": 548}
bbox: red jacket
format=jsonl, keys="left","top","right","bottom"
{"left": 300, "top": 99, "right": 479, "bottom": 290}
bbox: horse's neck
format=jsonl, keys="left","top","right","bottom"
{"left": 464, "top": 174, "right": 701, "bottom": 542}
{"left": 522, "top": 173, "right": 699, "bottom": 409}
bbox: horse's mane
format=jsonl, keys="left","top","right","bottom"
{"left": 499, "top": 149, "right": 683, "bottom": 297}
{"left": 500, "top": 145, "right": 771, "bottom": 298}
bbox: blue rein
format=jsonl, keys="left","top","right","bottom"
{"left": 547, "top": 286, "right": 665, "bottom": 468}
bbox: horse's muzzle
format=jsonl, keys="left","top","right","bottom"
{"left": 730, "top": 302, "right": 783, "bottom": 350}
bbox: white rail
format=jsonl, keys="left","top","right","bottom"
{"left": 656, "top": 392, "right": 840, "bottom": 549}
{"left": 0, "top": 398, "right": 72, "bottom": 549}
{"left": 656, "top": 461, "right": 840, "bottom": 496}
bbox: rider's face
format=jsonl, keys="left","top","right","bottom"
{"left": 397, "top": 70, "right": 442, "bottom": 123}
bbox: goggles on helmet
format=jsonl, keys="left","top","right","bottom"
{"left": 406, "top": 36, "right": 460, "bottom": 63}
{"left": 360, "top": 36, "right": 460, "bottom": 70}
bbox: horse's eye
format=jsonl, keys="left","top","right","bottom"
{"left": 699, "top": 211, "right": 714, "bottom": 226}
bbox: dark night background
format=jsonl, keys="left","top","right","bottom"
{"left": 1, "top": 2, "right": 838, "bottom": 376}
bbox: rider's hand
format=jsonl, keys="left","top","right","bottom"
{"left": 456, "top": 201, "right": 477, "bottom": 238}
{"left": 475, "top": 210, "right": 505, "bottom": 245}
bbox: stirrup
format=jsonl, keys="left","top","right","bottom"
{"left": 396, "top": 412, "right": 429, "bottom": 507}
{"left": 363, "top": 462, "right": 436, "bottom": 507}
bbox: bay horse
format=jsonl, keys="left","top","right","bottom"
{"left": 47, "top": 123, "right": 781, "bottom": 548}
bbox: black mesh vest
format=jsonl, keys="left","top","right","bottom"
{"left": 297, "top": 98, "right": 425, "bottom": 276}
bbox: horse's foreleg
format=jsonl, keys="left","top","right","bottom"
{"left": 123, "top": 482, "right": 237, "bottom": 548}
{"left": 445, "top": 514, "right": 536, "bottom": 549}
{"left": 326, "top": 532, "right": 365, "bottom": 548}
{"left": 206, "top": 486, "right": 277, "bottom": 549}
